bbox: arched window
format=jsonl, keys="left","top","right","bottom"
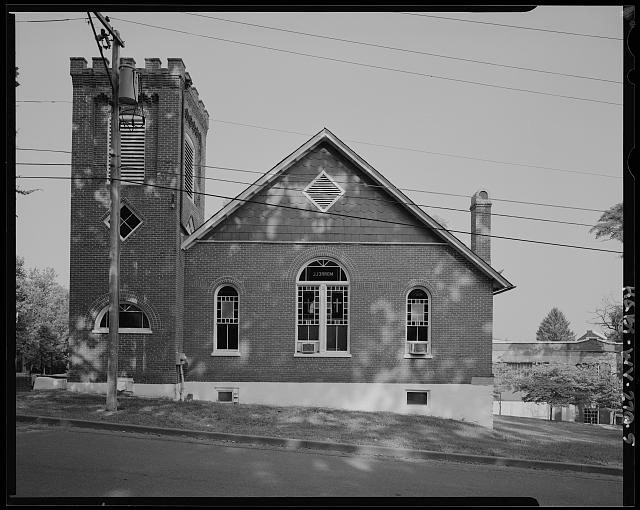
{"left": 406, "top": 288, "right": 431, "bottom": 355}
{"left": 296, "top": 259, "right": 349, "bottom": 356}
{"left": 93, "top": 303, "right": 151, "bottom": 333}
{"left": 213, "top": 285, "right": 239, "bottom": 355}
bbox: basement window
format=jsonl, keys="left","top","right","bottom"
{"left": 216, "top": 388, "right": 239, "bottom": 403}
{"left": 406, "top": 391, "right": 429, "bottom": 406}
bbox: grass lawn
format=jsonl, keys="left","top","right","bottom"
{"left": 16, "top": 390, "right": 622, "bottom": 467}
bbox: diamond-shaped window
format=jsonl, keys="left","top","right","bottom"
{"left": 303, "top": 171, "right": 345, "bottom": 212}
{"left": 104, "top": 204, "right": 143, "bottom": 241}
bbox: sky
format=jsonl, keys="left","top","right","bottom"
{"left": 12, "top": 7, "right": 624, "bottom": 342}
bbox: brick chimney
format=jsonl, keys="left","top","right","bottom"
{"left": 470, "top": 190, "right": 491, "bottom": 265}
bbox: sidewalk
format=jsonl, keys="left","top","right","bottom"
{"left": 16, "top": 413, "right": 623, "bottom": 477}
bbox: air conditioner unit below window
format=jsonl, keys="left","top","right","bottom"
{"left": 298, "top": 342, "right": 319, "bottom": 354}
{"left": 409, "top": 342, "right": 428, "bottom": 354}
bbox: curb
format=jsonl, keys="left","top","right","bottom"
{"left": 16, "top": 414, "right": 622, "bottom": 476}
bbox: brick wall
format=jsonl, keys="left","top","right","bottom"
{"left": 68, "top": 57, "right": 208, "bottom": 384}
{"left": 183, "top": 242, "right": 494, "bottom": 384}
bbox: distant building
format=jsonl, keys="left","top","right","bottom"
{"left": 493, "top": 332, "right": 622, "bottom": 424}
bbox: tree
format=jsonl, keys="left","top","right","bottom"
{"left": 509, "top": 362, "right": 622, "bottom": 420}
{"left": 536, "top": 307, "right": 576, "bottom": 342}
{"left": 15, "top": 258, "right": 69, "bottom": 374}
{"left": 589, "top": 202, "right": 623, "bottom": 244}
{"left": 493, "top": 363, "right": 521, "bottom": 415}
{"left": 593, "top": 298, "right": 623, "bottom": 343}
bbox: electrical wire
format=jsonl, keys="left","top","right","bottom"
{"left": 16, "top": 100, "right": 72, "bottom": 103}
{"left": 398, "top": 12, "right": 623, "bottom": 41}
{"left": 15, "top": 158, "right": 611, "bottom": 213}
{"left": 16, "top": 17, "right": 86, "bottom": 23}
{"left": 16, "top": 18, "right": 85, "bottom": 23}
{"left": 109, "top": 16, "right": 622, "bottom": 107}
{"left": 212, "top": 119, "right": 622, "bottom": 181}
{"left": 13, "top": 113, "right": 622, "bottom": 181}
{"left": 183, "top": 12, "right": 621, "bottom": 84}
{"left": 15, "top": 174, "right": 623, "bottom": 254}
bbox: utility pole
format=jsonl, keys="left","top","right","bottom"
{"left": 93, "top": 12, "right": 125, "bottom": 412}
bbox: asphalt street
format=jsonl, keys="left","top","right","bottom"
{"left": 13, "top": 425, "right": 622, "bottom": 504}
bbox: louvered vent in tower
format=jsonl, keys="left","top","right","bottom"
{"left": 107, "top": 114, "right": 145, "bottom": 183}
{"left": 303, "top": 171, "right": 345, "bottom": 212}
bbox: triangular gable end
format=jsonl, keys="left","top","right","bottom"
{"left": 182, "top": 128, "right": 514, "bottom": 294}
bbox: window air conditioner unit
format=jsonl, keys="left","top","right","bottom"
{"left": 409, "top": 342, "right": 428, "bottom": 355}
{"left": 299, "top": 342, "right": 319, "bottom": 354}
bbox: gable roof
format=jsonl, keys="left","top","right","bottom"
{"left": 182, "top": 128, "right": 515, "bottom": 295}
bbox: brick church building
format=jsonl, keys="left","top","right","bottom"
{"left": 68, "top": 57, "right": 514, "bottom": 428}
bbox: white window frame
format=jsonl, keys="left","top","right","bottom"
{"left": 212, "top": 285, "right": 240, "bottom": 356}
{"left": 405, "top": 389, "right": 430, "bottom": 408}
{"left": 404, "top": 287, "right": 433, "bottom": 358}
{"left": 215, "top": 387, "right": 239, "bottom": 403}
{"left": 295, "top": 259, "right": 351, "bottom": 358}
{"left": 103, "top": 203, "right": 144, "bottom": 242}
{"left": 184, "top": 134, "right": 195, "bottom": 203}
{"left": 92, "top": 303, "right": 152, "bottom": 334}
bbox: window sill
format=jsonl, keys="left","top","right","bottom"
{"left": 403, "top": 354, "right": 434, "bottom": 359}
{"left": 211, "top": 351, "right": 241, "bottom": 357}
{"left": 92, "top": 329, "right": 153, "bottom": 334}
{"left": 294, "top": 352, "right": 352, "bottom": 358}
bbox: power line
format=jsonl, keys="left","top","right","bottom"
{"left": 15, "top": 159, "right": 610, "bottom": 213}
{"left": 398, "top": 12, "right": 623, "bottom": 41}
{"left": 16, "top": 17, "right": 86, "bottom": 23}
{"left": 16, "top": 148, "right": 71, "bottom": 154}
{"left": 110, "top": 16, "right": 621, "bottom": 107}
{"left": 183, "top": 12, "right": 621, "bottom": 84}
{"left": 16, "top": 100, "right": 72, "bottom": 103}
{"left": 15, "top": 174, "right": 622, "bottom": 254}
{"left": 149, "top": 169, "right": 597, "bottom": 227}
{"left": 14, "top": 112, "right": 623, "bottom": 181}
{"left": 213, "top": 119, "right": 622, "bottom": 181}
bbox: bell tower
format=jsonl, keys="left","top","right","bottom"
{"left": 68, "top": 56, "right": 209, "bottom": 387}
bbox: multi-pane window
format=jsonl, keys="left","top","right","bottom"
{"left": 95, "top": 303, "right": 151, "bottom": 333}
{"left": 215, "top": 286, "right": 239, "bottom": 352}
{"left": 583, "top": 408, "right": 598, "bottom": 424}
{"left": 406, "top": 288, "right": 430, "bottom": 355}
{"left": 296, "top": 260, "right": 349, "bottom": 355}
{"left": 326, "top": 286, "right": 348, "bottom": 351}
{"left": 104, "top": 204, "right": 143, "bottom": 241}
{"left": 184, "top": 135, "right": 195, "bottom": 200}
{"left": 297, "top": 286, "right": 319, "bottom": 345}
{"left": 107, "top": 114, "right": 145, "bottom": 183}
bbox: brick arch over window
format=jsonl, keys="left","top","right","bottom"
{"left": 402, "top": 279, "right": 438, "bottom": 300}
{"left": 207, "top": 277, "right": 246, "bottom": 297}
{"left": 86, "top": 291, "right": 162, "bottom": 333}
{"left": 286, "top": 248, "right": 357, "bottom": 284}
